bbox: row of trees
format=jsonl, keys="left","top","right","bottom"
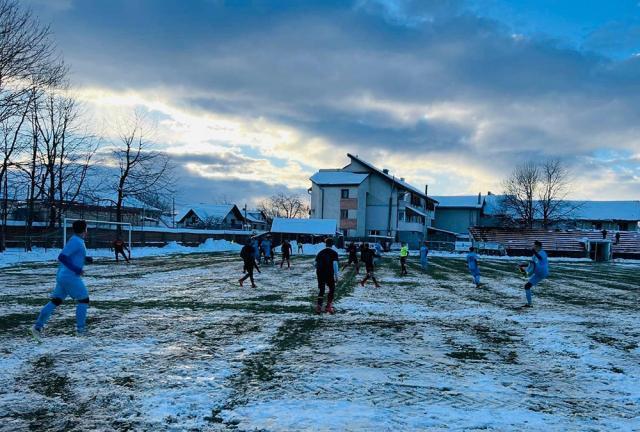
{"left": 0, "top": 0, "right": 172, "bottom": 251}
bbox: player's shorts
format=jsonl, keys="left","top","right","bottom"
{"left": 528, "top": 272, "right": 548, "bottom": 286}
{"left": 52, "top": 275, "right": 88, "bottom": 301}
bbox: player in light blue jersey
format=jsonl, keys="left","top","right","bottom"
{"left": 32, "top": 220, "right": 93, "bottom": 339}
{"left": 419, "top": 242, "right": 429, "bottom": 272}
{"left": 466, "top": 247, "right": 482, "bottom": 287}
{"left": 518, "top": 240, "right": 549, "bottom": 308}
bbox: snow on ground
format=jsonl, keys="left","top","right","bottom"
{"left": 0, "top": 239, "right": 243, "bottom": 269}
{"left": 0, "top": 252, "right": 638, "bottom": 431}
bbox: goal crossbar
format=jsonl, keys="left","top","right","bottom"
{"left": 63, "top": 218, "right": 133, "bottom": 248}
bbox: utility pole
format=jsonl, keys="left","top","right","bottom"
{"left": 243, "top": 204, "right": 248, "bottom": 231}
{"left": 172, "top": 197, "right": 176, "bottom": 228}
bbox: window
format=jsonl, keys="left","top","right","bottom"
{"left": 340, "top": 209, "right": 349, "bottom": 219}
{"left": 370, "top": 230, "right": 380, "bottom": 236}
{"left": 341, "top": 189, "right": 349, "bottom": 199}
{"left": 398, "top": 210, "right": 405, "bottom": 222}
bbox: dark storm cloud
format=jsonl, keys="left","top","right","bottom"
{"left": 176, "top": 169, "right": 307, "bottom": 208}
{"left": 27, "top": 0, "right": 640, "bottom": 198}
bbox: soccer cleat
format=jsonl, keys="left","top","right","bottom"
{"left": 76, "top": 328, "right": 87, "bottom": 337}
{"left": 324, "top": 304, "right": 335, "bottom": 314}
{"left": 239, "top": 278, "right": 244, "bottom": 287}
{"left": 360, "top": 280, "right": 365, "bottom": 287}
{"left": 375, "top": 283, "right": 381, "bottom": 288}
{"left": 251, "top": 284, "right": 257, "bottom": 288}
{"left": 315, "top": 304, "right": 323, "bottom": 314}
{"left": 30, "top": 326, "right": 43, "bottom": 343}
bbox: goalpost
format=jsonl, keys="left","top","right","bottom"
{"left": 63, "top": 218, "right": 133, "bottom": 250}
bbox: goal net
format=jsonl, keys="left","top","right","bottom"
{"left": 63, "top": 218, "right": 133, "bottom": 250}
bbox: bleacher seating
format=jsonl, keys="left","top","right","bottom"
{"left": 469, "top": 227, "right": 640, "bottom": 258}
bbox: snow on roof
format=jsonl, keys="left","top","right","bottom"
{"left": 483, "top": 195, "right": 640, "bottom": 221}
{"left": 432, "top": 195, "right": 483, "bottom": 208}
{"left": 346, "top": 154, "right": 437, "bottom": 203}
{"left": 568, "top": 201, "right": 640, "bottom": 221}
{"left": 310, "top": 171, "right": 369, "bottom": 185}
{"left": 244, "top": 211, "right": 266, "bottom": 223}
{"left": 270, "top": 218, "right": 337, "bottom": 235}
{"left": 177, "top": 204, "right": 238, "bottom": 222}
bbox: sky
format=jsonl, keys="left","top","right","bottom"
{"left": 25, "top": 0, "right": 640, "bottom": 208}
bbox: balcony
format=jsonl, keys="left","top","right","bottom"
{"left": 340, "top": 218, "right": 357, "bottom": 230}
{"left": 398, "top": 220, "right": 425, "bottom": 233}
{"left": 340, "top": 198, "right": 358, "bottom": 210}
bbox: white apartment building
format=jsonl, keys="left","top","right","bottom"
{"left": 310, "top": 154, "right": 437, "bottom": 248}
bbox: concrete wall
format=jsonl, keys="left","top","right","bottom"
{"left": 433, "top": 207, "right": 480, "bottom": 234}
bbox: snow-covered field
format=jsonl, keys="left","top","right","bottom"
{"left": 0, "top": 252, "right": 638, "bottom": 431}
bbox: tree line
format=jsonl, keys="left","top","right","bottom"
{"left": 0, "top": 0, "right": 172, "bottom": 251}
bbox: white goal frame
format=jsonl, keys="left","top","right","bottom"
{"left": 63, "top": 218, "right": 133, "bottom": 249}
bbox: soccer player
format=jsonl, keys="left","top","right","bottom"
{"left": 342, "top": 242, "right": 360, "bottom": 274}
{"left": 360, "top": 243, "right": 381, "bottom": 287}
{"left": 32, "top": 220, "right": 93, "bottom": 339}
{"left": 297, "top": 237, "right": 304, "bottom": 254}
{"left": 239, "top": 240, "right": 260, "bottom": 288}
{"left": 399, "top": 243, "right": 409, "bottom": 276}
{"left": 518, "top": 240, "right": 549, "bottom": 308}
{"left": 419, "top": 241, "right": 429, "bottom": 272}
{"left": 280, "top": 239, "right": 292, "bottom": 269}
{"left": 315, "top": 238, "right": 339, "bottom": 314}
{"left": 374, "top": 242, "right": 384, "bottom": 265}
{"left": 466, "top": 246, "right": 482, "bottom": 287}
{"left": 113, "top": 237, "right": 130, "bottom": 263}
{"left": 251, "top": 237, "right": 260, "bottom": 264}
{"left": 262, "top": 235, "right": 273, "bottom": 265}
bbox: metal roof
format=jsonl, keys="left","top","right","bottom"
{"left": 270, "top": 218, "right": 337, "bottom": 235}
{"left": 432, "top": 195, "right": 483, "bottom": 209}
{"left": 310, "top": 171, "right": 369, "bottom": 186}
{"left": 346, "top": 154, "right": 437, "bottom": 203}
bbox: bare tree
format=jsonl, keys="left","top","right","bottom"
{"left": 0, "top": 93, "right": 31, "bottom": 251}
{"left": 0, "top": 0, "right": 64, "bottom": 124}
{"left": 500, "top": 161, "right": 540, "bottom": 228}
{"left": 108, "top": 113, "right": 173, "bottom": 230}
{"left": 0, "top": 0, "right": 64, "bottom": 251}
{"left": 537, "top": 159, "right": 579, "bottom": 228}
{"left": 258, "top": 192, "right": 309, "bottom": 221}
{"left": 501, "top": 159, "right": 577, "bottom": 229}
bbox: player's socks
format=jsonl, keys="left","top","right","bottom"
{"left": 30, "top": 326, "right": 43, "bottom": 342}
{"left": 324, "top": 303, "right": 335, "bottom": 314}
{"left": 525, "top": 288, "right": 532, "bottom": 306}
{"left": 238, "top": 278, "right": 244, "bottom": 287}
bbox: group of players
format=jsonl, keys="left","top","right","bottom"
{"left": 30, "top": 219, "right": 549, "bottom": 339}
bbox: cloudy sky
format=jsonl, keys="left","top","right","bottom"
{"left": 26, "top": 0, "right": 640, "bottom": 207}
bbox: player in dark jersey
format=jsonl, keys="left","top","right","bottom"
{"left": 360, "top": 243, "right": 381, "bottom": 287}
{"left": 113, "top": 238, "right": 130, "bottom": 263}
{"left": 280, "top": 239, "right": 292, "bottom": 269}
{"left": 315, "top": 238, "right": 340, "bottom": 314}
{"left": 342, "top": 242, "right": 360, "bottom": 274}
{"left": 239, "top": 241, "right": 261, "bottom": 288}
